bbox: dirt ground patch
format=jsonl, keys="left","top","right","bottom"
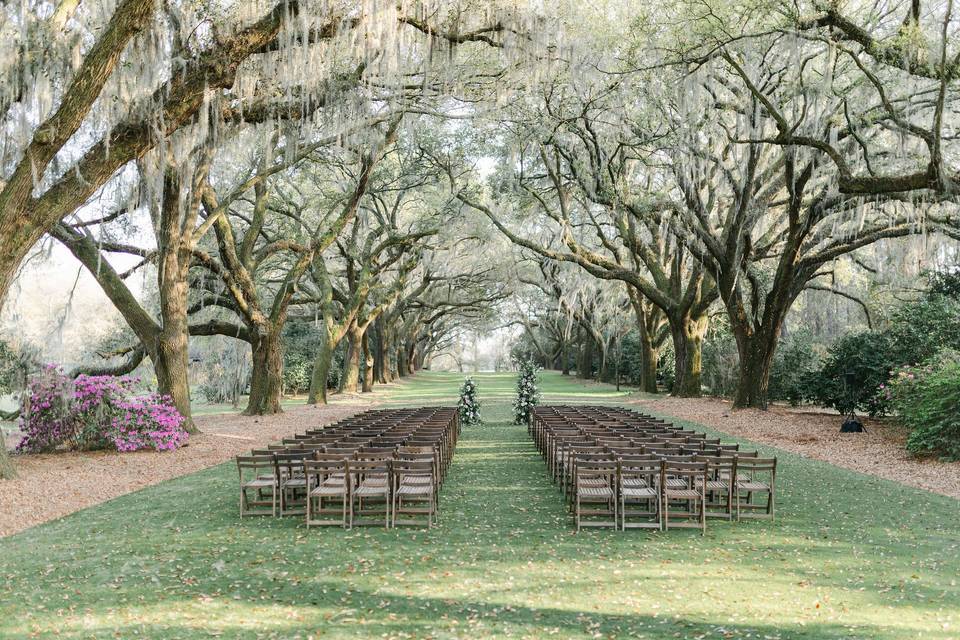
{"left": 632, "top": 395, "right": 960, "bottom": 499}
{"left": 0, "top": 399, "right": 371, "bottom": 537}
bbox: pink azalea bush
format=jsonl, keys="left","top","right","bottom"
{"left": 885, "top": 351, "right": 960, "bottom": 460}
{"left": 16, "top": 365, "right": 188, "bottom": 453}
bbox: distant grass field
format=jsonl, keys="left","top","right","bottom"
{"left": 1, "top": 371, "right": 958, "bottom": 639}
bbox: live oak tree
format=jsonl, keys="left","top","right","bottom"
{"left": 50, "top": 151, "right": 214, "bottom": 432}
{"left": 0, "top": 0, "right": 532, "bottom": 312}
{"left": 191, "top": 119, "right": 400, "bottom": 414}
{"left": 0, "top": 1, "right": 534, "bottom": 474}
{"left": 656, "top": 26, "right": 960, "bottom": 407}
{"left": 519, "top": 260, "right": 630, "bottom": 383}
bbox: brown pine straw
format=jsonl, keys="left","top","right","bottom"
{"left": 0, "top": 401, "right": 370, "bottom": 537}
{"left": 631, "top": 396, "right": 960, "bottom": 500}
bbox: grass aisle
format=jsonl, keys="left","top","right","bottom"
{"left": 0, "top": 371, "right": 958, "bottom": 639}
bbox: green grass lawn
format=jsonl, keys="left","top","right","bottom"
{"left": 1, "top": 371, "right": 958, "bottom": 639}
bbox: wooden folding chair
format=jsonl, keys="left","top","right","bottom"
{"left": 274, "top": 450, "right": 311, "bottom": 517}
{"left": 574, "top": 459, "right": 618, "bottom": 531}
{"left": 349, "top": 459, "right": 391, "bottom": 528}
{"left": 661, "top": 460, "right": 708, "bottom": 534}
{"left": 695, "top": 454, "right": 735, "bottom": 520}
{"left": 392, "top": 459, "right": 436, "bottom": 528}
{"left": 735, "top": 457, "right": 777, "bottom": 520}
{"left": 304, "top": 456, "right": 351, "bottom": 528}
{"left": 619, "top": 455, "right": 662, "bottom": 530}
{"left": 237, "top": 455, "right": 277, "bottom": 517}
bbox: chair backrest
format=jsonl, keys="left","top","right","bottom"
{"left": 324, "top": 446, "right": 360, "bottom": 456}
{"left": 617, "top": 453, "right": 657, "bottom": 463}
{"left": 274, "top": 450, "right": 310, "bottom": 476}
{"left": 607, "top": 446, "right": 646, "bottom": 456}
{"left": 694, "top": 454, "right": 735, "bottom": 476}
{"left": 359, "top": 446, "right": 396, "bottom": 456}
{"left": 661, "top": 460, "right": 709, "bottom": 481}
{"left": 304, "top": 457, "right": 349, "bottom": 480}
{"left": 645, "top": 445, "right": 682, "bottom": 456}
{"left": 569, "top": 445, "right": 606, "bottom": 457}
{"left": 574, "top": 459, "right": 618, "bottom": 480}
{"left": 237, "top": 454, "right": 274, "bottom": 473}
{"left": 397, "top": 445, "right": 435, "bottom": 455}
{"left": 619, "top": 456, "right": 662, "bottom": 479}
{"left": 735, "top": 457, "right": 777, "bottom": 476}
{"left": 349, "top": 459, "right": 390, "bottom": 476}
{"left": 392, "top": 458, "right": 434, "bottom": 477}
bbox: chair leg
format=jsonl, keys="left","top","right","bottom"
{"left": 700, "top": 491, "right": 706, "bottom": 535}
{"left": 348, "top": 493, "right": 353, "bottom": 529}
{"left": 575, "top": 494, "right": 580, "bottom": 532}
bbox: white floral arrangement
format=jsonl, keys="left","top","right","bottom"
{"left": 513, "top": 359, "right": 541, "bottom": 425}
{"left": 458, "top": 376, "right": 482, "bottom": 426}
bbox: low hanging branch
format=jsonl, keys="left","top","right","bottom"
{"left": 69, "top": 345, "right": 148, "bottom": 378}
{"left": 804, "top": 284, "right": 874, "bottom": 330}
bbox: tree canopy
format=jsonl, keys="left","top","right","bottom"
{"left": 2, "top": 0, "right": 959, "bottom": 476}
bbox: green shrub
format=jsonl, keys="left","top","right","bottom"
{"left": 657, "top": 340, "right": 675, "bottom": 392}
{"left": 888, "top": 350, "right": 960, "bottom": 460}
{"left": 700, "top": 320, "right": 738, "bottom": 397}
{"left": 803, "top": 332, "right": 895, "bottom": 416}
{"left": 283, "top": 353, "right": 313, "bottom": 395}
{"left": 885, "top": 295, "right": 960, "bottom": 367}
{"left": 768, "top": 329, "right": 818, "bottom": 405}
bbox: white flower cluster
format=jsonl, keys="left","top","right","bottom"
{"left": 458, "top": 376, "right": 482, "bottom": 426}
{"left": 513, "top": 360, "right": 541, "bottom": 425}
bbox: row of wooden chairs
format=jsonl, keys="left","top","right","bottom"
{"left": 531, "top": 406, "right": 777, "bottom": 532}
{"left": 236, "top": 407, "right": 458, "bottom": 528}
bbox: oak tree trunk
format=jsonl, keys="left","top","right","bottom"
{"left": 0, "top": 445, "right": 15, "bottom": 480}
{"left": 361, "top": 330, "right": 375, "bottom": 393}
{"left": 374, "top": 323, "right": 389, "bottom": 384}
{"left": 733, "top": 343, "right": 778, "bottom": 409}
{"left": 637, "top": 329, "right": 659, "bottom": 394}
{"left": 155, "top": 216, "right": 196, "bottom": 432}
{"left": 307, "top": 324, "right": 335, "bottom": 405}
{"left": 245, "top": 328, "right": 284, "bottom": 415}
{"left": 670, "top": 313, "right": 708, "bottom": 398}
{"left": 577, "top": 335, "right": 595, "bottom": 379}
{"left": 406, "top": 342, "right": 417, "bottom": 375}
{"left": 339, "top": 325, "right": 362, "bottom": 393}
{"left": 152, "top": 342, "right": 195, "bottom": 432}
{"left": 730, "top": 307, "right": 789, "bottom": 409}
